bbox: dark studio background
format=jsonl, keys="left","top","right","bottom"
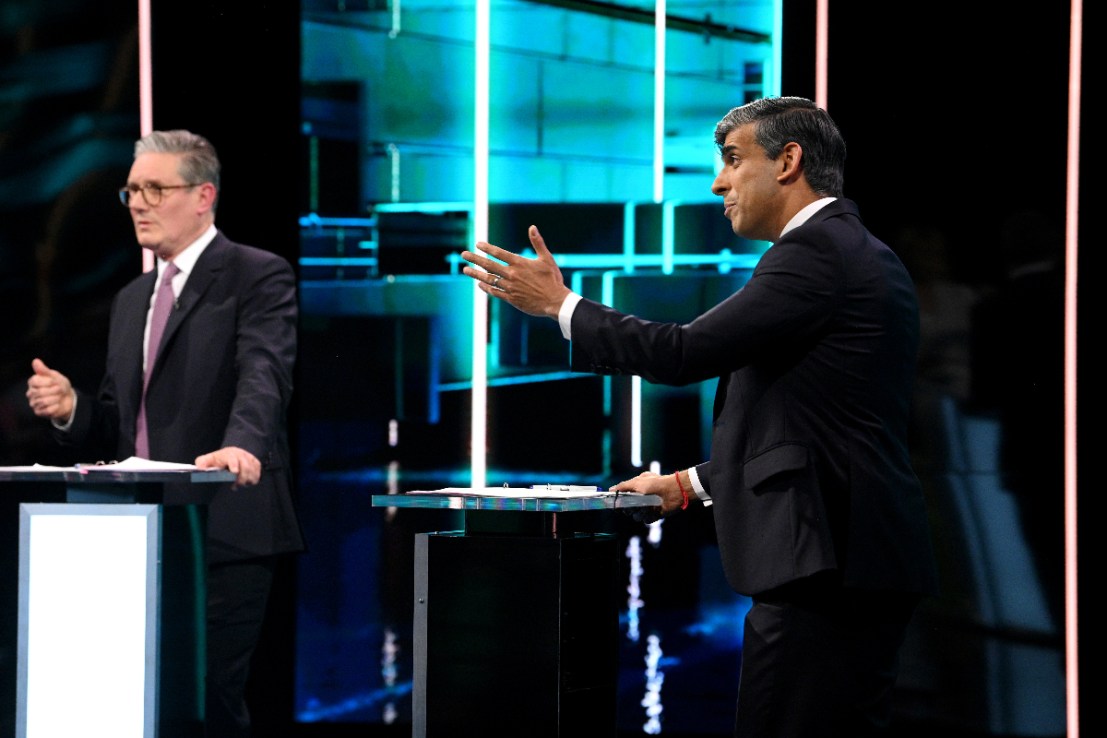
{"left": 1, "top": 1, "right": 1098, "bottom": 737}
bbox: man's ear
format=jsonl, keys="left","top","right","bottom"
{"left": 777, "top": 141, "right": 804, "bottom": 184}
{"left": 196, "top": 181, "right": 218, "bottom": 214}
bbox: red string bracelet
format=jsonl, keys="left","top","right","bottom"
{"left": 674, "top": 471, "right": 689, "bottom": 510}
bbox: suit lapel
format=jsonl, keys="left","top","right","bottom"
{"left": 117, "top": 270, "right": 158, "bottom": 404}
{"left": 148, "top": 233, "right": 227, "bottom": 383}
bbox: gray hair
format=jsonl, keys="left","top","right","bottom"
{"left": 714, "top": 96, "right": 846, "bottom": 197}
{"left": 134, "top": 130, "right": 221, "bottom": 205}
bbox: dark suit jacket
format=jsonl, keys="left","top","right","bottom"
{"left": 570, "top": 199, "right": 938, "bottom": 598}
{"left": 60, "top": 232, "right": 304, "bottom": 564}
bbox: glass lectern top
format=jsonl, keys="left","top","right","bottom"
{"left": 371, "top": 487, "right": 662, "bottom": 513}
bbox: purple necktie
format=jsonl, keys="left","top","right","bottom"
{"left": 135, "top": 262, "right": 179, "bottom": 459}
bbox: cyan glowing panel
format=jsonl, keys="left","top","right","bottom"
{"left": 302, "top": 2, "right": 774, "bottom": 206}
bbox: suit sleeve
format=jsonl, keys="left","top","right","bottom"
{"left": 52, "top": 387, "right": 118, "bottom": 461}
{"left": 221, "top": 253, "right": 297, "bottom": 463}
{"left": 53, "top": 289, "right": 134, "bottom": 461}
{"left": 569, "top": 230, "right": 846, "bottom": 385}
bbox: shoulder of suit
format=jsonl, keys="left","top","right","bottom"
{"left": 208, "top": 231, "right": 292, "bottom": 268}
{"left": 784, "top": 198, "right": 861, "bottom": 238}
{"left": 821, "top": 197, "right": 861, "bottom": 219}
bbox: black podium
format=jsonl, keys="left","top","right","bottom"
{"left": 371, "top": 489, "right": 659, "bottom": 738}
{"left": 1, "top": 464, "right": 233, "bottom": 738}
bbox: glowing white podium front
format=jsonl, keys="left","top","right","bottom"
{"left": 2, "top": 464, "right": 233, "bottom": 738}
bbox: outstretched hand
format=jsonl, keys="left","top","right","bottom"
{"left": 460, "top": 225, "right": 571, "bottom": 318}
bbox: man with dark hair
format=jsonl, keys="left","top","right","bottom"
{"left": 26, "top": 129, "right": 303, "bottom": 737}
{"left": 460, "top": 97, "right": 938, "bottom": 736}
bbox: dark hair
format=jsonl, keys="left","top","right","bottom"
{"left": 714, "top": 96, "right": 846, "bottom": 197}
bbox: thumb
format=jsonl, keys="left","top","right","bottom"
{"left": 528, "top": 225, "right": 556, "bottom": 263}
{"left": 31, "top": 358, "right": 51, "bottom": 376}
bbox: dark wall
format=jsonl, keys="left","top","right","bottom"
{"left": 148, "top": 3, "right": 303, "bottom": 734}
{"left": 0, "top": 3, "right": 141, "bottom": 466}
{"left": 150, "top": 2, "right": 302, "bottom": 267}
{"left": 1, "top": 4, "right": 141, "bottom": 734}
{"left": 784, "top": 1, "right": 1095, "bottom": 735}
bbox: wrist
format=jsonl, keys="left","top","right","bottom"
{"left": 673, "top": 471, "right": 689, "bottom": 510}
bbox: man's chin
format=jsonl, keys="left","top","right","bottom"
{"left": 133, "top": 235, "right": 160, "bottom": 252}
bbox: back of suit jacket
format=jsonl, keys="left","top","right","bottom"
{"left": 62, "top": 232, "right": 304, "bottom": 564}
{"left": 570, "top": 199, "right": 938, "bottom": 598}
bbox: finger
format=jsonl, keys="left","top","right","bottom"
{"left": 462, "top": 265, "right": 489, "bottom": 282}
{"left": 234, "top": 455, "right": 261, "bottom": 486}
{"left": 474, "top": 241, "right": 519, "bottom": 264}
{"left": 471, "top": 266, "right": 503, "bottom": 288}
{"left": 528, "top": 225, "right": 555, "bottom": 263}
{"left": 32, "top": 358, "right": 50, "bottom": 375}
{"left": 460, "top": 251, "right": 500, "bottom": 273}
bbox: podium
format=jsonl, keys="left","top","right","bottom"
{"left": 1, "top": 465, "right": 233, "bottom": 738}
{"left": 371, "top": 490, "right": 660, "bottom": 738}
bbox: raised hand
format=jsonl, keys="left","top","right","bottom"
{"left": 460, "top": 225, "right": 571, "bottom": 318}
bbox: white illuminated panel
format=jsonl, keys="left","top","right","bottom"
{"left": 17, "top": 504, "right": 159, "bottom": 738}
{"left": 470, "top": 0, "right": 490, "bottom": 490}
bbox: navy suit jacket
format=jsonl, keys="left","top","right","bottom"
{"left": 60, "top": 232, "right": 304, "bottom": 564}
{"left": 570, "top": 199, "right": 938, "bottom": 598}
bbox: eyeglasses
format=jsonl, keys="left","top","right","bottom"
{"left": 118, "top": 182, "right": 198, "bottom": 207}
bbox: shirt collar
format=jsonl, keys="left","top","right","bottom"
{"left": 779, "top": 197, "right": 837, "bottom": 239}
{"left": 158, "top": 224, "right": 217, "bottom": 279}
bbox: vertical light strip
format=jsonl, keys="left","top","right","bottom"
{"left": 138, "top": 0, "right": 154, "bottom": 273}
{"left": 815, "top": 0, "right": 828, "bottom": 109}
{"left": 771, "top": 0, "right": 783, "bottom": 95}
{"left": 388, "top": 143, "right": 401, "bottom": 202}
{"left": 661, "top": 200, "right": 675, "bottom": 275}
{"left": 631, "top": 375, "right": 643, "bottom": 468}
{"left": 652, "top": 1, "right": 666, "bottom": 202}
{"left": 637, "top": 1, "right": 667, "bottom": 469}
{"left": 470, "top": 0, "right": 491, "bottom": 490}
{"left": 1064, "top": 2, "right": 1082, "bottom": 736}
{"left": 623, "top": 202, "right": 636, "bottom": 274}
{"left": 389, "top": 0, "right": 402, "bottom": 39}
{"left": 602, "top": 272, "right": 615, "bottom": 417}
{"left": 138, "top": 0, "right": 152, "bottom": 136}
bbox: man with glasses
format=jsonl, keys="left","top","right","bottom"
{"left": 26, "top": 129, "right": 304, "bottom": 737}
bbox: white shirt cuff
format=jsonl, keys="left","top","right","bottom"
{"left": 558, "top": 292, "right": 583, "bottom": 340}
{"left": 688, "top": 466, "right": 712, "bottom": 506}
